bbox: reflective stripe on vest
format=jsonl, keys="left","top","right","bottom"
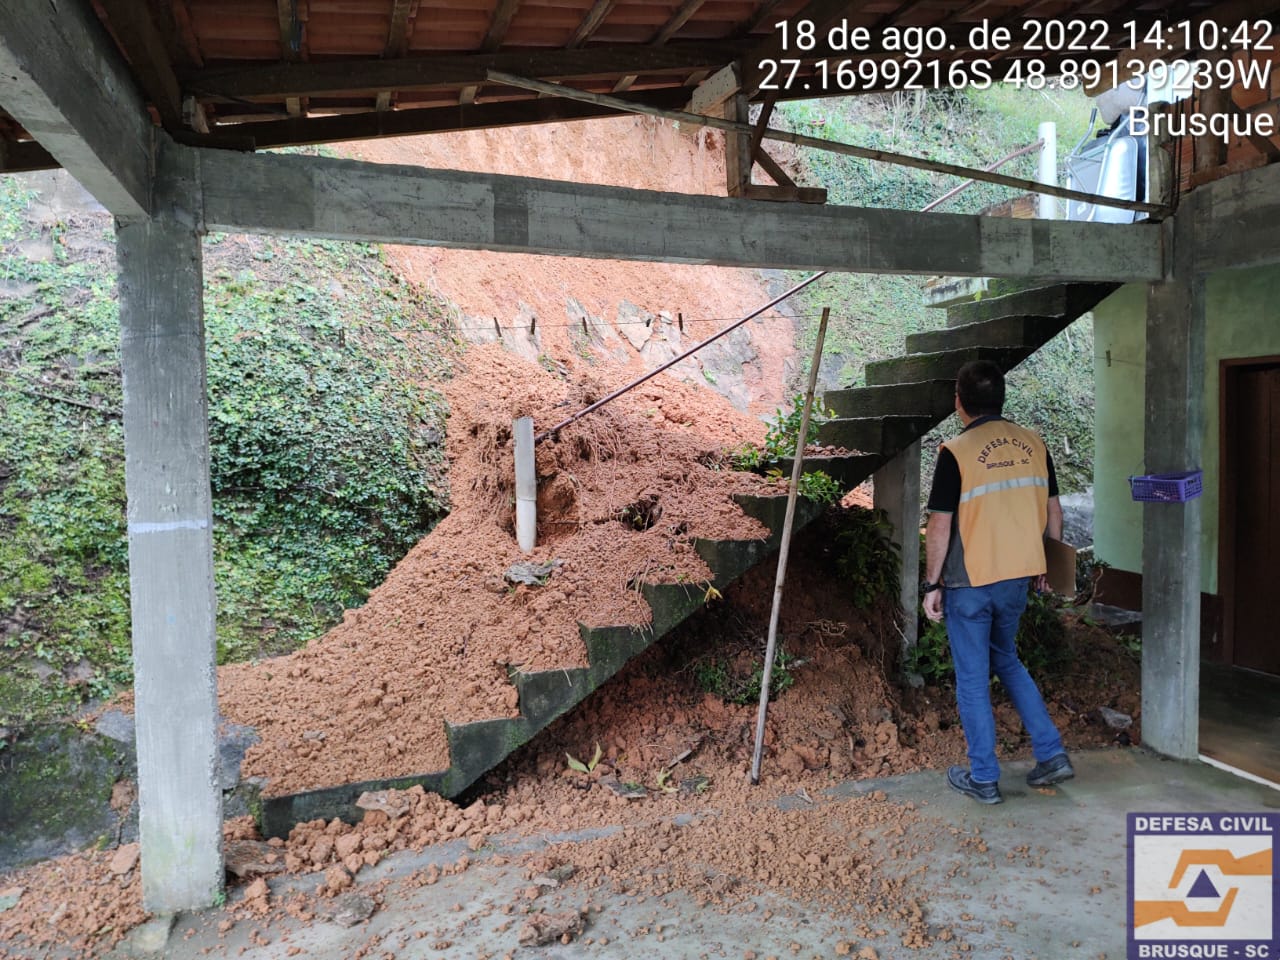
{"left": 958, "top": 475, "right": 1049, "bottom": 505}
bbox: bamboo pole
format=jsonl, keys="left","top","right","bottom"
{"left": 486, "top": 70, "right": 1165, "bottom": 215}
{"left": 750, "top": 306, "right": 829, "bottom": 785}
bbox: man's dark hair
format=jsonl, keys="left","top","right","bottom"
{"left": 956, "top": 360, "right": 1005, "bottom": 416}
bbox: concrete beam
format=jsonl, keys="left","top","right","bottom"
{"left": 1190, "top": 159, "right": 1280, "bottom": 275}
{"left": 117, "top": 142, "right": 222, "bottom": 912}
{"left": 873, "top": 441, "right": 922, "bottom": 664}
{"left": 0, "top": 0, "right": 153, "bottom": 217}
{"left": 195, "top": 149, "right": 1164, "bottom": 281}
{"left": 1140, "top": 206, "right": 1205, "bottom": 761}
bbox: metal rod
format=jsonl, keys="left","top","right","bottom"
{"left": 749, "top": 305, "right": 829, "bottom": 785}
{"left": 534, "top": 270, "right": 826, "bottom": 443}
{"left": 919, "top": 140, "right": 1042, "bottom": 213}
{"left": 487, "top": 69, "right": 1166, "bottom": 215}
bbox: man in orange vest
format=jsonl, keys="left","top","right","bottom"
{"left": 921, "top": 360, "right": 1074, "bottom": 804}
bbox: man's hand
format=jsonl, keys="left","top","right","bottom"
{"left": 1033, "top": 573, "right": 1050, "bottom": 594}
{"left": 923, "top": 588, "right": 944, "bottom": 622}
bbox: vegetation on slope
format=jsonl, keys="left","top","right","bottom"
{"left": 775, "top": 86, "right": 1098, "bottom": 493}
{"left": 0, "top": 175, "right": 454, "bottom": 732}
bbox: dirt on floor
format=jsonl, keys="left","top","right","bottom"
{"left": 0, "top": 503, "right": 1141, "bottom": 957}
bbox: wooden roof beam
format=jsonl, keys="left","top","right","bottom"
{"left": 221, "top": 86, "right": 696, "bottom": 148}
{"left": 0, "top": 0, "right": 153, "bottom": 216}
{"left": 182, "top": 44, "right": 734, "bottom": 100}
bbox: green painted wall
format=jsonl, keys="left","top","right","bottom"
{"left": 1092, "top": 264, "right": 1280, "bottom": 595}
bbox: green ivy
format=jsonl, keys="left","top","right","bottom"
{"left": 0, "top": 176, "right": 455, "bottom": 728}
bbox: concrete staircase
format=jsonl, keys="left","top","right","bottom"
{"left": 258, "top": 280, "right": 1117, "bottom": 838}
{"left": 797, "top": 281, "right": 1119, "bottom": 483}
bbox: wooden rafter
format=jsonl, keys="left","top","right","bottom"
{"left": 217, "top": 86, "right": 696, "bottom": 149}
{"left": 377, "top": 0, "right": 416, "bottom": 111}
{"left": 567, "top": 0, "right": 618, "bottom": 49}
{"left": 275, "top": 0, "right": 304, "bottom": 116}
{"left": 613, "top": 0, "right": 710, "bottom": 94}
{"left": 482, "top": 0, "right": 522, "bottom": 50}
{"left": 652, "top": 0, "right": 709, "bottom": 45}
{"left": 738, "top": 0, "right": 788, "bottom": 38}
{"left": 386, "top": 0, "right": 414, "bottom": 57}
{"left": 96, "top": 0, "right": 185, "bottom": 130}
{"left": 461, "top": 0, "right": 522, "bottom": 105}
{"left": 183, "top": 44, "right": 734, "bottom": 101}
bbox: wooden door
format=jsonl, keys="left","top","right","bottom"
{"left": 1224, "top": 362, "right": 1280, "bottom": 675}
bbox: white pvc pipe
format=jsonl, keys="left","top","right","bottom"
{"left": 1037, "top": 121, "right": 1058, "bottom": 220}
{"left": 514, "top": 416, "right": 536, "bottom": 553}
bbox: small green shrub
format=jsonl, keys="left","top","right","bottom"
{"left": 835, "top": 507, "right": 901, "bottom": 608}
{"left": 728, "top": 394, "right": 834, "bottom": 471}
{"left": 905, "top": 589, "right": 1070, "bottom": 687}
{"left": 797, "top": 470, "right": 842, "bottom": 504}
{"left": 694, "top": 649, "right": 798, "bottom": 705}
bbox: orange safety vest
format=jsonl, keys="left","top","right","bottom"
{"left": 940, "top": 418, "right": 1050, "bottom": 588}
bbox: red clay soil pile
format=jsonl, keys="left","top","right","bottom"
{"left": 0, "top": 510, "right": 1140, "bottom": 959}
{"left": 215, "top": 343, "right": 787, "bottom": 797}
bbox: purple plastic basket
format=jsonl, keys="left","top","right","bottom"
{"left": 1128, "top": 470, "right": 1203, "bottom": 503}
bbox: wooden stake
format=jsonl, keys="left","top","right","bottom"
{"left": 750, "top": 306, "right": 829, "bottom": 785}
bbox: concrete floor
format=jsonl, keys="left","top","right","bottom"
{"left": 96, "top": 749, "right": 1278, "bottom": 960}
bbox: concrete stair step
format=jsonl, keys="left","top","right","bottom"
{"left": 944, "top": 281, "right": 1120, "bottom": 328}
{"left": 776, "top": 453, "right": 884, "bottom": 490}
{"left": 905, "top": 314, "right": 1070, "bottom": 355}
{"left": 816, "top": 415, "right": 941, "bottom": 454}
{"left": 865, "top": 346, "right": 1031, "bottom": 386}
{"left": 257, "top": 490, "right": 828, "bottom": 837}
{"left": 825, "top": 380, "right": 955, "bottom": 419}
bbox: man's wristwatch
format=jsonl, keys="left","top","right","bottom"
{"left": 921, "top": 580, "right": 943, "bottom": 594}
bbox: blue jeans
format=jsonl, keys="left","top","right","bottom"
{"left": 944, "top": 577, "right": 1064, "bottom": 783}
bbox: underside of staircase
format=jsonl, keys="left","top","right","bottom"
{"left": 258, "top": 280, "right": 1118, "bottom": 838}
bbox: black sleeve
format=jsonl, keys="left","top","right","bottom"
{"left": 927, "top": 447, "right": 961, "bottom": 513}
{"left": 1046, "top": 449, "right": 1059, "bottom": 498}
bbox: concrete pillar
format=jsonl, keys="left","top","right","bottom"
{"left": 116, "top": 143, "right": 223, "bottom": 912}
{"left": 873, "top": 440, "right": 922, "bottom": 661}
{"left": 1140, "top": 204, "right": 1205, "bottom": 760}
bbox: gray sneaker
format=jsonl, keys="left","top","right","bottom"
{"left": 947, "top": 765, "right": 1003, "bottom": 804}
{"left": 1026, "top": 753, "right": 1075, "bottom": 787}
